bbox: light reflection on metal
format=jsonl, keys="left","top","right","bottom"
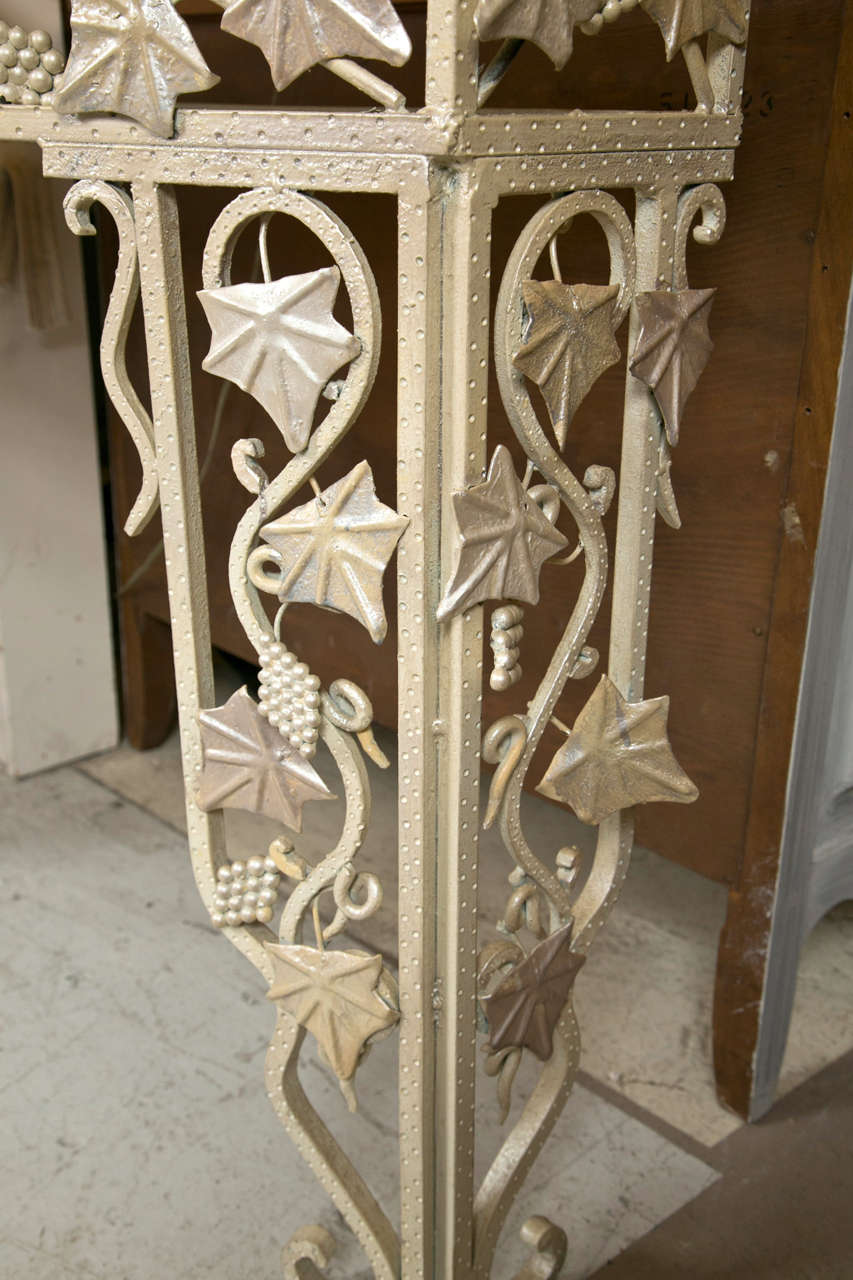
{"left": 629, "top": 287, "right": 715, "bottom": 447}
{"left": 199, "top": 266, "right": 360, "bottom": 454}
{"left": 537, "top": 674, "right": 699, "bottom": 825}
{"left": 247, "top": 460, "right": 408, "bottom": 644}
{"left": 197, "top": 686, "right": 335, "bottom": 831}
{"left": 265, "top": 942, "right": 399, "bottom": 1092}
{"left": 214, "top": 0, "right": 412, "bottom": 92}
{"left": 437, "top": 444, "right": 568, "bottom": 622}
{"left": 53, "top": 0, "right": 219, "bottom": 138}
{"left": 514, "top": 281, "right": 622, "bottom": 450}
{"left": 640, "top": 0, "right": 747, "bottom": 60}
{"left": 482, "top": 920, "right": 585, "bottom": 1061}
{"left": 475, "top": 0, "right": 601, "bottom": 70}
{"left": 2, "top": 3, "right": 752, "bottom": 1271}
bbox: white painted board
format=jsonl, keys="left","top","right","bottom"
{"left": 0, "top": 132, "right": 119, "bottom": 774}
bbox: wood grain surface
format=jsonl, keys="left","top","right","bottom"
{"left": 713, "top": 0, "right": 853, "bottom": 1118}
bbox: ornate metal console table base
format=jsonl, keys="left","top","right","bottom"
{"left": 0, "top": 3, "right": 750, "bottom": 1276}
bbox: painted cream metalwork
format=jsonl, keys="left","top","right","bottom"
{"left": 266, "top": 941, "right": 400, "bottom": 1085}
{"left": 0, "top": 23, "right": 64, "bottom": 106}
{"left": 63, "top": 180, "right": 159, "bottom": 535}
{"left": 54, "top": 0, "right": 219, "bottom": 138}
{"left": 248, "top": 459, "right": 409, "bottom": 643}
{"left": 211, "top": 853, "right": 283, "bottom": 927}
{"left": 514, "top": 280, "right": 622, "bottom": 450}
{"left": 537, "top": 674, "right": 699, "bottom": 825}
{"left": 630, "top": 287, "right": 716, "bottom": 446}
{"left": 0, "top": 1, "right": 751, "bottom": 1273}
{"left": 490, "top": 604, "right": 525, "bottom": 692}
{"left": 640, "top": 0, "right": 747, "bottom": 60}
{"left": 198, "top": 264, "right": 361, "bottom": 453}
{"left": 213, "top": 0, "right": 412, "bottom": 93}
{"left": 474, "top": 0, "right": 601, "bottom": 70}
{"left": 437, "top": 444, "right": 567, "bottom": 623}
{"left": 196, "top": 685, "right": 335, "bottom": 830}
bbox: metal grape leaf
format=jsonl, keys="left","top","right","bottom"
{"left": 640, "top": 0, "right": 747, "bottom": 60}
{"left": 436, "top": 444, "right": 568, "bottom": 623}
{"left": 265, "top": 943, "right": 399, "bottom": 1081}
{"left": 214, "top": 0, "right": 412, "bottom": 92}
{"left": 629, "top": 288, "right": 715, "bottom": 447}
{"left": 196, "top": 687, "right": 334, "bottom": 832}
{"left": 53, "top": 0, "right": 219, "bottom": 139}
{"left": 514, "top": 281, "right": 622, "bottom": 450}
{"left": 248, "top": 461, "right": 408, "bottom": 644}
{"left": 198, "top": 267, "right": 360, "bottom": 455}
{"left": 482, "top": 922, "right": 585, "bottom": 1061}
{"left": 537, "top": 675, "right": 698, "bottom": 826}
{"left": 475, "top": 0, "right": 601, "bottom": 70}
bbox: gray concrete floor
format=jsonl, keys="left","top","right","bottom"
{"left": 2, "top": 719, "right": 852, "bottom": 1277}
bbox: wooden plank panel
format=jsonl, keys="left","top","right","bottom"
{"left": 713, "top": 0, "right": 853, "bottom": 1118}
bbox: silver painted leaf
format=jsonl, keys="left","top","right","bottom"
{"left": 437, "top": 444, "right": 568, "bottom": 623}
{"left": 640, "top": 0, "right": 747, "bottom": 60}
{"left": 54, "top": 0, "right": 219, "bottom": 139}
{"left": 629, "top": 288, "right": 715, "bottom": 447}
{"left": 537, "top": 675, "right": 698, "bottom": 826}
{"left": 475, "top": 0, "right": 601, "bottom": 70}
{"left": 248, "top": 461, "right": 408, "bottom": 644}
{"left": 215, "top": 0, "right": 412, "bottom": 91}
{"left": 266, "top": 943, "right": 398, "bottom": 1082}
{"left": 196, "top": 686, "right": 334, "bottom": 832}
{"left": 514, "top": 281, "right": 621, "bottom": 450}
{"left": 198, "top": 266, "right": 360, "bottom": 455}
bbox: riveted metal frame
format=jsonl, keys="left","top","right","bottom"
{"left": 0, "top": 4, "right": 750, "bottom": 1274}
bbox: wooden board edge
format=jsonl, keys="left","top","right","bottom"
{"left": 712, "top": 0, "right": 853, "bottom": 1120}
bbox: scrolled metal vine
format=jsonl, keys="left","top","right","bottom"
{"left": 201, "top": 188, "right": 400, "bottom": 1280}
{"left": 63, "top": 180, "right": 159, "bottom": 537}
{"left": 654, "top": 181, "right": 727, "bottom": 526}
{"left": 473, "top": 191, "right": 637, "bottom": 1279}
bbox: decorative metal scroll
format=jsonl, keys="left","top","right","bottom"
{"left": 475, "top": 0, "right": 747, "bottom": 111}
{"left": 203, "top": 188, "right": 405, "bottom": 1276}
{"left": 1, "top": 2, "right": 750, "bottom": 1275}
{"left": 467, "top": 182, "right": 726, "bottom": 1277}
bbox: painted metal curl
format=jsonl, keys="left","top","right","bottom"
{"left": 324, "top": 679, "right": 391, "bottom": 769}
{"left": 281, "top": 1225, "right": 337, "bottom": 1280}
{"left": 332, "top": 861, "right": 383, "bottom": 923}
{"left": 515, "top": 1216, "right": 569, "bottom": 1280}
{"left": 63, "top": 180, "right": 159, "bottom": 536}
{"left": 673, "top": 183, "right": 727, "bottom": 290}
{"left": 473, "top": 191, "right": 637, "bottom": 1278}
{"left": 231, "top": 436, "right": 268, "bottom": 496}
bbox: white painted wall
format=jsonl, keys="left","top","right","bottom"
{"left": 0, "top": 0, "right": 119, "bottom": 773}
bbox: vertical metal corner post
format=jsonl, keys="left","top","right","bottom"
{"left": 130, "top": 179, "right": 233, "bottom": 952}
{"left": 396, "top": 153, "right": 494, "bottom": 1277}
{"left": 610, "top": 185, "right": 679, "bottom": 705}
{"left": 395, "top": 157, "right": 442, "bottom": 1280}
{"left": 393, "top": 4, "right": 490, "bottom": 1275}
